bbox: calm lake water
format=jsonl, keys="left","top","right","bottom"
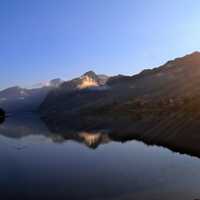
{"left": 0, "top": 114, "right": 200, "bottom": 200}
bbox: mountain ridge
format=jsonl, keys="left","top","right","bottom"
{"left": 0, "top": 72, "right": 109, "bottom": 113}
{"left": 2, "top": 51, "right": 200, "bottom": 115}
{"left": 40, "top": 51, "right": 200, "bottom": 123}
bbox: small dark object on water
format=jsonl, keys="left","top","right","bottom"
{"left": 0, "top": 108, "right": 5, "bottom": 124}
{"left": 0, "top": 108, "right": 5, "bottom": 117}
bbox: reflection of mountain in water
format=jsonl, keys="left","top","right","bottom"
{"left": 2, "top": 114, "right": 200, "bottom": 157}
{"left": 43, "top": 112, "right": 200, "bottom": 158}
{"left": 48, "top": 131, "right": 110, "bottom": 149}
{"left": 0, "top": 114, "right": 111, "bottom": 149}
{"left": 0, "top": 114, "right": 50, "bottom": 139}
{"left": 79, "top": 132, "right": 110, "bottom": 149}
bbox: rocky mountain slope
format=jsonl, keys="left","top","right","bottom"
{"left": 40, "top": 52, "right": 200, "bottom": 124}
{"left": 40, "top": 71, "right": 110, "bottom": 116}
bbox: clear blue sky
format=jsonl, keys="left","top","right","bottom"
{"left": 1, "top": 0, "right": 200, "bottom": 89}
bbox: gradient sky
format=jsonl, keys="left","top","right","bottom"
{"left": 1, "top": 0, "right": 200, "bottom": 89}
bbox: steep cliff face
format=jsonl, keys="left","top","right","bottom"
{"left": 39, "top": 52, "right": 200, "bottom": 123}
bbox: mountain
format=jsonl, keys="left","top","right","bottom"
{"left": 0, "top": 114, "right": 110, "bottom": 150}
{"left": 39, "top": 71, "right": 109, "bottom": 117}
{"left": 0, "top": 78, "right": 63, "bottom": 113}
{"left": 0, "top": 70, "right": 109, "bottom": 114}
{"left": 59, "top": 70, "right": 109, "bottom": 91}
{"left": 40, "top": 52, "right": 200, "bottom": 126}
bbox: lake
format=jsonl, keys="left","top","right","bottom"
{"left": 0, "top": 114, "right": 200, "bottom": 200}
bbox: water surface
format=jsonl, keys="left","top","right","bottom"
{"left": 0, "top": 115, "right": 200, "bottom": 200}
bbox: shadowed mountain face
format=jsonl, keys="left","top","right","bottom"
{"left": 0, "top": 87, "right": 50, "bottom": 113}
{"left": 40, "top": 52, "right": 200, "bottom": 120}
{"left": 0, "top": 79, "right": 63, "bottom": 113}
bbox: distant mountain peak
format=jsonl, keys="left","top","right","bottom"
{"left": 83, "top": 70, "right": 97, "bottom": 77}
{"left": 79, "top": 71, "right": 109, "bottom": 89}
{"left": 27, "top": 78, "right": 63, "bottom": 89}
{"left": 49, "top": 78, "right": 63, "bottom": 87}
{"left": 60, "top": 71, "right": 109, "bottom": 91}
{"left": 189, "top": 51, "right": 200, "bottom": 56}
{"left": 165, "top": 51, "right": 200, "bottom": 64}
